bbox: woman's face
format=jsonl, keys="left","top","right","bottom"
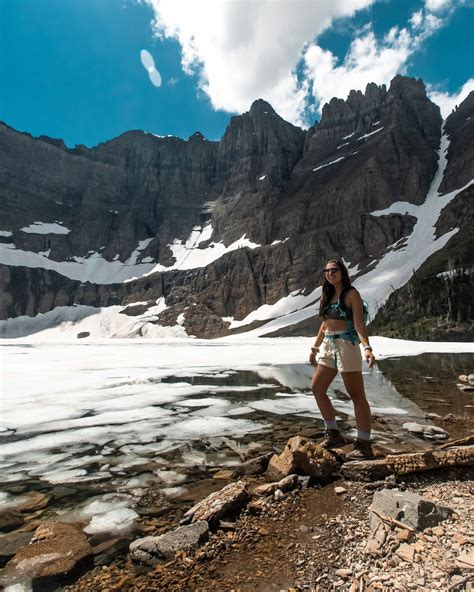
{"left": 323, "top": 262, "right": 341, "bottom": 284}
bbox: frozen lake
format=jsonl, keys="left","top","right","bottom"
{"left": 0, "top": 337, "right": 473, "bottom": 537}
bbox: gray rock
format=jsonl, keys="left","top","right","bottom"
{"left": 239, "top": 452, "right": 274, "bottom": 476}
{"left": 77, "top": 331, "right": 90, "bottom": 339}
{"left": 402, "top": 422, "right": 448, "bottom": 440}
{"left": 370, "top": 488, "right": 453, "bottom": 532}
{"left": 0, "top": 530, "right": 33, "bottom": 559}
{"left": 129, "top": 520, "right": 209, "bottom": 565}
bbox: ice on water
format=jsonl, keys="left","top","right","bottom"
{"left": 0, "top": 338, "right": 440, "bottom": 494}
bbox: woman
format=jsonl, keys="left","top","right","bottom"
{"left": 309, "top": 259, "right": 376, "bottom": 460}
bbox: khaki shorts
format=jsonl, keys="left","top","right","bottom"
{"left": 317, "top": 333, "right": 362, "bottom": 373}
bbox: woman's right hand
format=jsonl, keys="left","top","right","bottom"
{"left": 309, "top": 350, "right": 317, "bottom": 366}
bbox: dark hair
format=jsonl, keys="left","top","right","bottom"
{"left": 318, "top": 259, "right": 352, "bottom": 318}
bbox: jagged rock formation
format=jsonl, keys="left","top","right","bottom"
{"left": 0, "top": 77, "right": 472, "bottom": 339}
{"left": 369, "top": 96, "right": 474, "bottom": 341}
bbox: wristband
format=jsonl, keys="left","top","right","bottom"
{"left": 311, "top": 346, "right": 319, "bottom": 353}
{"left": 364, "top": 346, "right": 373, "bottom": 352}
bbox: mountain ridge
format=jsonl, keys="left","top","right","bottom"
{"left": 0, "top": 76, "right": 472, "bottom": 339}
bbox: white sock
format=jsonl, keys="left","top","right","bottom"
{"left": 357, "top": 429, "right": 371, "bottom": 441}
{"left": 324, "top": 419, "right": 338, "bottom": 430}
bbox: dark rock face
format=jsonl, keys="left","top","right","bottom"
{"left": 0, "top": 76, "right": 471, "bottom": 339}
{"left": 371, "top": 86, "right": 474, "bottom": 343}
{"left": 439, "top": 91, "right": 474, "bottom": 194}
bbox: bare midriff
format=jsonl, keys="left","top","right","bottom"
{"left": 323, "top": 319, "right": 349, "bottom": 332}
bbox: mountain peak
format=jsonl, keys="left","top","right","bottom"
{"left": 248, "top": 99, "right": 276, "bottom": 116}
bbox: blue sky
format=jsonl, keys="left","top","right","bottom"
{"left": 1, "top": 0, "right": 472, "bottom": 147}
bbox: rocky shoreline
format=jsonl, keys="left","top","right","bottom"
{"left": 1, "top": 432, "right": 473, "bottom": 592}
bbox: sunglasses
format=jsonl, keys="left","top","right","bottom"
{"left": 323, "top": 268, "right": 339, "bottom": 275}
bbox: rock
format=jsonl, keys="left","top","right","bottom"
{"left": 239, "top": 452, "right": 274, "bottom": 476}
{"left": 266, "top": 435, "right": 338, "bottom": 481}
{"left": 456, "top": 549, "right": 474, "bottom": 569}
{"left": 469, "top": 374, "right": 474, "bottom": 385}
{"left": 213, "top": 469, "right": 239, "bottom": 480}
{"left": 266, "top": 452, "right": 298, "bottom": 482}
{"left": 402, "top": 422, "right": 448, "bottom": 440}
{"left": 335, "top": 568, "right": 352, "bottom": 577}
{"left": 3, "top": 521, "right": 92, "bottom": 580}
{"left": 0, "top": 512, "right": 25, "bottom": 533}
{"left": 292, "top": 439, "right": 339, "bottom": 478}
{"left": 129, "top": 521, "right": 209, "bottom": 565}
{"left": 334, "top": 486, "right": 348, "bottom": 495}
{"left": 247, "top": 499, "right": 266, "bottom": 515}
{"left": 253, "top": 474, "right": 298, "bottom": 496}
{"left": 452, "top": 532, "right": 467, "bottom": 545}
{"left": 457, "top": 383, "right": 474, "bottom": 392}
{"left": 365, "top": 537, "right": 381, "bottom": 555}
{"left": 370, "top": 489, "right": 453, "bottom": 531}
{"left": 0, "top": 530, "right": 33, "bottom": 560}
{"left": 396, "top": 543, "right": 415, "bottom": 563}
{"left": 458, "top": 375, "right": 468, "bottom": 382}
{"left": 395, "top": 529, "right": 412, "bottom": 541}
{"left": 77, "top": 331, "right": 90, "bottom": 339}
{"left": 274, "top": 489, "right": 285, "bottom": 501}
{"left": 180, "top": 481, "right": 249, "bottom": 526}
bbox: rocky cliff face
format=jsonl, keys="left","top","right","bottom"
{"left": 369, "top": 98, "right": 474, "bottom": 342}
{"left": 0, "top": 76, "right": 472, "bottom": 339}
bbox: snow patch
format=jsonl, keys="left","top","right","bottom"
{"left": 336, "top": 142, "right": 349, "bottom": 150}
{"left": 20, "top": 222, "right": 71, "bottom": 235}
{"left": 358, "top": 127, "right": 384, "bottom": 140}
{"left": 0, "top": 303, "right": 185, "bottom": 340}
{"left": 0, "top": 230, "right": 12, "bottom": 237}
{"left": 342, "top": 131, "right": 355, "bottom": 140}
{"left": 313, "top": 156, "right": 346, "bottom": 172}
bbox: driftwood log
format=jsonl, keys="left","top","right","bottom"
{"left": 341, "top": 445, "right": 474, "bottom": 481}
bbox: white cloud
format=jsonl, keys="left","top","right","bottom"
{"left": 303, "top": 7, "right": 448, "bottom": 115}
{"left": 429, "top": 78, "right": 474, "bottom": 118}
{"left": 409, "top": 10, "right": 423, "bottom": 28}
{"left": 425, "top": 0, "right": 452, "bottom": 12}
{"left": 145, "top": 0, "right": 461, "bottom": 125}
{"left": 146, "top": 0, "right": 375, "bottom": 125}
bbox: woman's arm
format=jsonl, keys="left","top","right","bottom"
{"left": 347, "top": 290, "right": 375, "bottom": 368}
{"left": 309, "top": 321, "right": 326, "bottom": 365}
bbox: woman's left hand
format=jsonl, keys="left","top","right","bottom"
{"left": 364, "top": 349, "right": 376, "bottom": 368}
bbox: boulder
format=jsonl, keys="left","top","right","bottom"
{"left": 180, "top": 481, "right": 249, "bottom": 526}
{"left": 265, "top": 452, "right": 298, "bottom": 482}
{"left": 129, "top": 521, "right": 209, "bottom": 565}
{"left": 370, "top": 489, "right": 453, "bottom": 532}
{"left": 292, "top": 440, "right": 339, "bottom": 478}
{"left": 3, "top": 521, "right": 92, "bottom": 581}
{"left": 265, "top": 435, "right": 339, "bottom": 481}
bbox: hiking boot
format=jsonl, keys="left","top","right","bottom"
{"left": 320, "top": 429, "right": 345, "bottom": 449}
{"left": 346, "top": 439, "right": 375, "bottom": 460}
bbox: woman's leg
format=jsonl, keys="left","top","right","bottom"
{"left": 341, "top": 371, "right": 372, "bottom": 435}
{"left": 311, "top": 364, "right": 338, "bottom": 421}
